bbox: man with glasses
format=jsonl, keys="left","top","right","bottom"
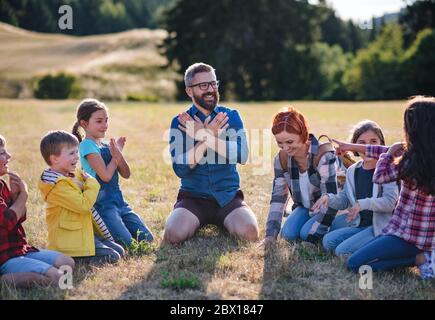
{"left": 164, "top": 62, "right": 259, "bottom": 244}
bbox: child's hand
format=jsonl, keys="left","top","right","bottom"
{"left": 7, "top": 171, "right": 27, "bottom": 195}
{"left": 387, "top": 142, "right": 405, "bottom": 158}
{"left": 81, "top": 170, "right": 90, "bottom": 180}
{"left": 109, "top": 138, "right": 123, "bottom": 161}
{"left": 347, "top": 202, "right": 361, "bottom": 222}
{"left": 8, "top": 172, "right": 19, "bottom": 197}
{"left": 332, "top": 139, "right": 353, "bottom": 156}
{"left": 311, "top": 195, "right": 329, "bottom": 213}
{"left": 72, "top": 176, "right": 84, "bottom": 191}
{"left": 115, "top": 137, "right": 126, "bottom": 152}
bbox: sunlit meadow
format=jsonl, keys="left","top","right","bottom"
{"left": 1, "top": 99, "right": 434, "bottom": 300}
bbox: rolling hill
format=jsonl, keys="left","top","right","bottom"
{"left": 0, "top": 22, "right": 178, "bottom": 100}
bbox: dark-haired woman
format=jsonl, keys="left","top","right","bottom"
{"left": 336, "top": 96, "right": 435, "bottom": 279}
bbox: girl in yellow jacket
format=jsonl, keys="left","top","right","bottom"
{"left": 39, "top": 130, "right": 124, "bottom": 264}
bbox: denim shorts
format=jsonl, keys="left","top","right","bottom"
{"left": 0, "top": 249, "right": 62, "bottom": 275}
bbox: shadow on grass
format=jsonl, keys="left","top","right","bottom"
{"left": 116, "top": 225, "right": 243, "bottom": 299}
{"left": 259, "top": 238, "right": 435, "bottom": 300}
{"left": 0, "top": 259, "right": 105, "bottom": 300}
{"left": 259, "top": 240, "right": 344, "bottom": 299}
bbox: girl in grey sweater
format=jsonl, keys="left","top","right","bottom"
{"left": 312, "top": 120, "right": 399, "bottom": 256}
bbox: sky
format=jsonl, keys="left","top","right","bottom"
{"left": 309, "top": 0, "right": 410, "bottom": 23}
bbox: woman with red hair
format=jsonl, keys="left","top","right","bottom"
{"left": 265, "top": 107, "right": 339, "bottom": 245}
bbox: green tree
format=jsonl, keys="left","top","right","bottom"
{"left": 317, "top": 5, "right": 351, "bottom": 51}
{"left": 162, "top": 0, "right": 321, "bottom": 101}
{"left": 311, "top": 43, "right": 353, "bottom": 99}
{"left": 34, "top": 73, "right": 81, "bottom": 99}
{"left": 402, "top": 28, "right": 435, "bottom": 96}
{"left": 0, "top": 0, "right": 18, "bottom": 26}
{"left": 400, "top": 0, "right": 435, "bottom": 46}
{"left": 97, "top": 0, "right": 132, "bottom": 34}
{"left": 0, "top": 0, "right": 153, "bottom": 35}
{"left": 347, "top": 21, "right": 365, "bottom": 53}
{"left": 123, "top": 0, "right": 152, "bottom": 28}
{"left": 343, "top": 23, "right": 405, "bottom": 100}
{"left": 370, "top": 17, "right": 377, "bottom": 41}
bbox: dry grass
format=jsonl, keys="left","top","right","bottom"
{"left": 0, "top": 23, "right": 178, "bottom": 100}
{"left": 0, "top": 99, "right": 434, "bottom": 300}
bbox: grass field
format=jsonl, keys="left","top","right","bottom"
{"left": 0, "top": 98, "right": 434, "bottom": 300}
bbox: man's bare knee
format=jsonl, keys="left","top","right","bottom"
{"left": 233, "top": 223, "right": 259, "bottom": 241}
{"left": 163, "top": 208, "right": 199, "bottom": 244}
{"left": 224, "top": 207, "right": 259, "bottom": 241}
{"left": 242, "top": 223, "right": 259, "bottom": 241}
{"left": 164, "top": 227, "right": 191, "bottom": 244}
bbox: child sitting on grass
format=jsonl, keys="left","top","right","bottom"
{"left": 0, "top": 134, "right": 74, "bottom": 288}
{"left": 312, "top": 120, "right": 398, "bottom": 256}
{"left": 335, "top": 96, "right": 435, "bottom": 279}
{"left": 39, "top": 130, "right": 124, "bottom": 265}
{"left": 72, "top": 99, "right": 153, "bottom": 247}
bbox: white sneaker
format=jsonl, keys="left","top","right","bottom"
{"left": 419, "top": 251, "right": 434, "bottom": 280}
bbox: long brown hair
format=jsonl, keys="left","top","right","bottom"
{"left": 398, "top": 96, "right": 435, "bottom": 194}
{"left": 72, "top": 99, "right": 107, "bottom": 142}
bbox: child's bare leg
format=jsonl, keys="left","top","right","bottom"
{"left": 53, "top": 254, "right": 75, "bottom": 270}
{"left": 0, "top": 272, "right": 51, "bottom": 288}
{"left": 44, "top": 267, "right": 64, "bottom": 284}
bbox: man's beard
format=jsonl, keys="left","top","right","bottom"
{"left": 193, "top": 91, "right": 220, "bottom": 111}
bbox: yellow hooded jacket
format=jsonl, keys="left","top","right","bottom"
{"left": 39, "top": 169, "right": 100, "bottom": 257}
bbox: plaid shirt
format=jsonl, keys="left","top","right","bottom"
{"left": 266, "top": 134, "right": 338, "bottom": 241}
{"left": 367, "top": 145, "right": 435, "bottom": 251}
{"left": 0, "top": 179, "right": 37, "bottom": 267}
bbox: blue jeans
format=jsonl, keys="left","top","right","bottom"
{"left": 0, "top": 249, "right": 62, "bottom": 275}
{"left": 95, "top": 146, "right": 153, "bottom": 247}
{"left": 281, "top": 207, "right": 346, "bottom": 242}
{"left": 323, "top": 226, "right": 375, "bottom": 255}
{"left": 96, "top": 190, "right": 154, "bottom": 247}
{"left": 74, "top": 236, "right": 125, "bottom": 264}
{"left": 347, "top": 235, "right": 421, "bottom": 273}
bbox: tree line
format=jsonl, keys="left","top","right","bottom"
{"left": 1, "top": 0, "right": 434, "bottom": 101}
{"left": 162, "top": 0, "right": 435, "bottom": 101}
{"left": 0, "top": 0, "right": 173, "bottom": 35}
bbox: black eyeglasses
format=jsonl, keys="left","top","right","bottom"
{"left": 189, "top": 80, "right": 220, "bottom": 91}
